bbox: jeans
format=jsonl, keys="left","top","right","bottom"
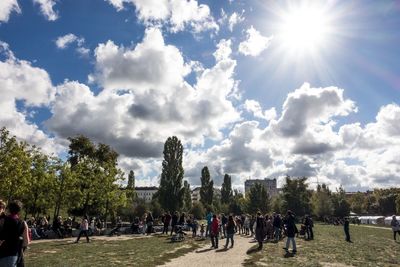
{"left": 286, "top": 237, "right": 296, "bottom": 251}
{"left": 76, "top": 230, "right": 90, "bottom": 242}
{"left": 344, "top": 229, "right": 351, "bottom": 242}
{"left": 225, "top": 233, "right": 234, "bottom": 247}
{"left": 0, "top": 256, "right": 18, "bottom": 267}
{"left": 274, "top": 227, "right": 280, "bottom": 241}
{"left": 306, "top": 227, "right": 314, "bottom": 239}
{"left": 393, "top": 230, "right": 400, "bottom": 240}
{"left": 206, "top": 224, "right": 211, "bottom": 237}
{"left": 211, "top": 233, "right": 219, "bottom": 248}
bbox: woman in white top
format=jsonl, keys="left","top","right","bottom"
{"left": 75, "top": 216, "right": 90, "bottom": 243}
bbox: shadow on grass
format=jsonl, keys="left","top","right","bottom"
{"left": 246, "top": 245, "right": 262, "bottom": 254}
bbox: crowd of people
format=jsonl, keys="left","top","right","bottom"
{"left": 1, "top": 197, "right": 400, "bottom": 266}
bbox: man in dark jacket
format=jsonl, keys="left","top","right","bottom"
{"left": 273, "top": 213, "right": 282, "bottom": 242}
{"left": 284, "top": 210, "right": 297, "bottom": 254}
{"left": 304, "top": 215, "right": 314, "bottom": 240}
{"left": 344, "top": 217, "right": 351, "bottom": 242}
{"left": 221, "top": 214, "right": 228, "bottom": 238}
{"left": 162, "top": 212, "right": 171, "bottom": 235}
{"left": 171, "top": 212, "right": 178, "bottom": 235}
{"left": 255, "top": 212, "right": 265, "bottom": 250}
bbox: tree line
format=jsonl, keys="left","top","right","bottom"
{"left": 1, "top": 127, "right": 399, "bottom": 224}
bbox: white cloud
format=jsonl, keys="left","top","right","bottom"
{"left": 105, "top": 0, "right": 218, "bottom": 33}
{"left": 228, "top": 11, "right": 244, "bottom": 31}
{"left": 55, "top": 34, "right": 90, "bottom": 56}
{"left": 47, "top": 29, "right": 240, "bottom": 161}
{"left": 0, "top": 0, "right": 20, "bottom": 22}
{"left": 33, "top": 0, "right": 58, "bottom": 21}
{"left": 0, "top": 41, "right": 60, "bottom": 154}
{"left": 239, "top": 26, "right": 273, "bottom": 57}
{"left": 244, "top": 99, "right": 276, "bottom": 121}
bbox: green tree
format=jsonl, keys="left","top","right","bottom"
{"left": 126, "top": 170, "right": 137, "bottom": 202}
{"left": 311, "top": 183, "right": 333, "bottom": 219}
{"left": 221, "top": 173, "right": 233, "bottom": 204}
{"left": 282, "top": 176, "right": 311, "bottom": 217}
{"left": 183, "top": 180, "right": 192, "bottom": 211}
{"left": 332, "top": 186, "right": 350, "bottom": 218}
{"left": 157, "top": 136, "right": 185, "bottom": 212}
{"left": 229, "top": 190, "right": 245, "bottom": 215}
{"left": 0, "top": 127, "right": 32, "bottom": 202}
{"left": 200, "top": 166, "right": 213, "bottom": 207}
{"left": 190, "top": 201, "right": 206, "bottom": 219}
{"left": 349, "top": 192, "right": 365, "bottom": 214}
{"left": 271, "top": 194, "right": 284, "bottom": 214}
{"left": 246, "top": 183, "right": 269, "bottom": 214}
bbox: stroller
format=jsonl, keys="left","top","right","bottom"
{"left": 171, "top": 225, "right": 186, "bottom": 242}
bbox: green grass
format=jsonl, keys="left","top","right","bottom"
{"left": 244, "top": 224, "right": 400, "bottom": 267}
{"left": 25, "top": 235, "right": 206, "bottom": 267}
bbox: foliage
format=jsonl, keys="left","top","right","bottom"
{"left": 282, "top": 176, "right": 311, "bottom": 217}
{"left": 229, "top": 190, "right": 245, "bottom": 215}
{"left": 190, "top": 201, "right": 206, "bottom": 219}
{"left": 157, "top": 136, "right": 185, "bottom": 212}
{"left": 349, "top": 192, "right": 365, "bottom": 214}
{"left": 183, "top": 180, "right": 192, "bottom": 211}
{"left": 311, "top": 183, "right": 333, "bottom": 219}
{"left": 126, "top": 170, "right": 136, "bottom": 202}
{"left": 200, "top": 166, "right": 213, "bottom": 206}
{"left": 246, "top": 183, "right": 269, "bottom": 214}
{"left": 332, "top": 186, "right": 350, "bottom": 218}
{"left": 270, "top": 195, "right": 284, "bottom": 215}
{"left": 221, "top": 173, "right": 233, "bottom": 204}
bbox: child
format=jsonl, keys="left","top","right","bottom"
{"left": 200, "top": 223, "right": 205, "bottom": 238}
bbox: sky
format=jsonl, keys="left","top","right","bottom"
{"left": 1, "top": 0, "right": 400, "bottom": 192}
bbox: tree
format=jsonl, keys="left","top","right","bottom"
{"left": 246, "top": 183, "right": 269, "bottom": 214}
{"left": 311, "top": 183, "right": 333, "bottom": 219}
{"left": 200, "top": 166, "right": 213, "bottom": 207}
{"left": 157, "top": 136, "right": 185, "bottom": 212}
{"left": 332, "top": 186, "right": 350, "bottom": 218}
{"left": 0, "top": 127, "right": 32, "bottom": 202}
{"left": 190, "top": 201, "right": 205, "bottom": 219}
{"left": 271, "top": 195, "right": 284, "bottom": 214}
{"left": 183, "top": 180, "right": 192, "bottom": 211}
{"left": 282, "top": 176, "right": 311, "bottom": 217}
{"left": 349, "top": 192, "right": 365, "bottom": 214}
{"left": 221, "top": 173, "right": 233, "bottom": 204}
{"left": 229, "top": 190, "right": 245, "bottom": 215}
{"left": 126, "top": 170, "right": 136, "bottom": 202}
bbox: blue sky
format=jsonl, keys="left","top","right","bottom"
{"left": 1, "top": 0, "right": 400, "bottom": 191}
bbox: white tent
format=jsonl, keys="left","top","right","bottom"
{"left": 384, "top": 216, "right": 400, "bottom": 226}
{"left": 358, "top": 216, "right": 385, "bottom": 225}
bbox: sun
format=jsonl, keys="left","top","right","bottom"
{"left": 278, "top": 4, "right": 331, "bottom": 54}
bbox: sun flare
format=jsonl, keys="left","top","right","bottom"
{"left": 278, "top": 4, "right": 331, "bottom": 54}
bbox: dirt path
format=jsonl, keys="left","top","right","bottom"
{"left": 160, "top": 235, "right": 257, "bottom": 267}
{"left": 32, "top": 234, "right": 151, "bottom": 244}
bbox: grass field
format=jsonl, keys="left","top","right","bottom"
{"left": 24, "top": 225, "right": 400, "bottom": 266}
{"left": 25, "top": 235, "right": 205, "bottom": 267}
{"left": 244, "top": 224, "right": 400, "bottom": 267}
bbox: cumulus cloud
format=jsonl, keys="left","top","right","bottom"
{"left": 0, "top": 41, "right": 60, "bottom": 154}
{"left": 55, "top": 34, "right": 90, "bottom": 56}
{"left": 33, "top": 0, "right": 58, "bottom": 21}
{"left": 228, "top": 11, "right": 244, "bottom": 31}
{"left": 47, "top": 29, "right": 240, "bottom": 161}
{"left": 0, "top": 0, "right": 20, "bottom": 22}
{"left": 239, "top": 26, "right": 273, "bottom": 57}
{"left": 105, "top": 0, "right": 218, "bottom": 33}
{"left": 244, "top": 99, "right": 276, "bottom": 121}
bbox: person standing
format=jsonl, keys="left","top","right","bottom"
{"left": 273, "top": 213, "right": 281, "bottom": 242}
{"left": 162, "top": 212, "right": 171, "bottom": 235}
{"left": 284, "top": 210, "right": 297, "bottom": 254}
{"left": 210, "top": 214, "right": 219, "bottom": 249}
{"left": 344, "top": 217, "right": 351, "bottom": 242}
{"left": 0, "top": 200, "right": 30, "bottom": 267}
{"left": 146, "top": 212, "right": 154, "bottom": 235}
{"left": 224, "top": 215, "right": 236, "bottom": 249}
{"left": 75, "top": 216, "right": 90, "bottom": 243}
{"left": 221, "top": 214, "right": 227, "bottom": 238}
{"left": 205, "top": 211, "right": 213, "bottom": 238}
{"left": 171, "top": 212, "right": 178, "bottom": 235}
{"left": 390, "top": 215, "right": 399, "bottom": 241}
{"left": 304, "top": 215, "right": 314, "bottom": 240}
{"left": 255, "top": 212, "right": 266, "bottom": 250}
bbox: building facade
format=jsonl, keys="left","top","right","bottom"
{"left": 135, "top": 186, "right": 158, "bottom": 203}
{"left": 244, "top": 178, "right": 278, "bottom": 197}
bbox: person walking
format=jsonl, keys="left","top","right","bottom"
{"left": 284, "top": 210, "right": 297, "bottom": 254}
{"left": 344, "top": 217, "right": 351, "bottom": 242}
{"left": 205, "top": 211, "right": 213, "bottom": 238}
{"left": 390, "top": 215, "right": 399, "bottom": 241}
{"left": 224, "top": 215, "right": 236, "bottom": 249}
{"left": 171, "top": 212, "right": 178, "bottom": 235}
{"left": 210, "top": 214, "right": 219, "bottom": 249}
{"left": 75, "top": 216, "right": 90, "bottom": 243}
{"left": 255, "top": 212, "right": 265, "bottom": 250}
{"left": 273, "top": 213, "right": 282, "bottom": 242}
{"left": 221, "top": 214, "right": 227, "bottom": 238}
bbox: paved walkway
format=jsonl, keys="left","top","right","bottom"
{"left": 160, "top": 235, "right": 256, "bottom": 267}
